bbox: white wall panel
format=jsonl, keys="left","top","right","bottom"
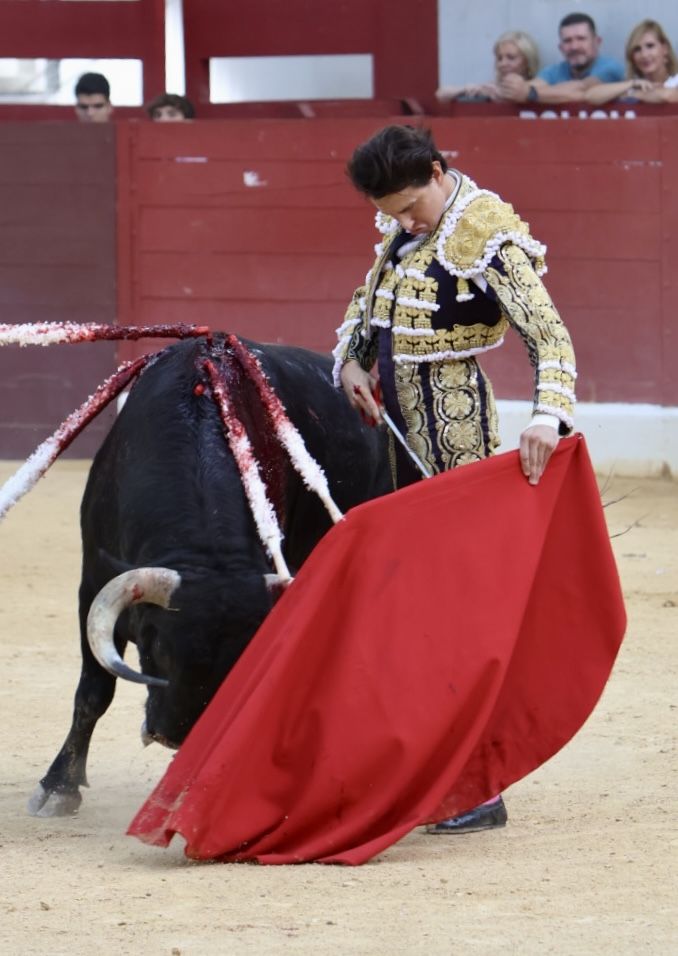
{"left": 438, "top": 0, "right": 678, "bottom": 84}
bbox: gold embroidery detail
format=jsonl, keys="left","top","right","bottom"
{"left": 392, "top": 318, "right": 508, "bottom": 358}
{"left": 443, "top": 195, "right": 530, "bottom": 271}
{"left": 484, "top": 244, "right": 576, "bottom": 426}
{"left": 391, "top": 358, "right": 500, "bottom": 479}
{"left": 404, "top": 244, "right": 435, "bottom": 274}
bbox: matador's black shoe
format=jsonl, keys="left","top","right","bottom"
{"left": 425, "top": 796, "right": 508, "bottom": 835}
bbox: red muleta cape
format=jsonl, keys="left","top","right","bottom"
{"left": 128, "top": 434, "right": 626, "bottom": 865}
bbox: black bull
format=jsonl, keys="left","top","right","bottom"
{"left": 29, "top": 337, "right": 391, "bottom": 817}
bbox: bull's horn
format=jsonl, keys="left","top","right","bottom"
{"left": 86, "top": 567, "right": 181, "bottom": 687}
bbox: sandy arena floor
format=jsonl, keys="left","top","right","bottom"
{"left": 0, "top": 459, "right": 675, "bottom": 955}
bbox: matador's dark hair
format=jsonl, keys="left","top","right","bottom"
{"left": 346, "top": 125, "right": 448, "bottom": 199}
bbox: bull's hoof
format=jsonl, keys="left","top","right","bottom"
{"left": 27, "top": 783, "right": 82, "bottom": 817}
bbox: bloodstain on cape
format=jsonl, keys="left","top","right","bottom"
{"left": 128, "top": 435, "right": 626, "bottom": 865}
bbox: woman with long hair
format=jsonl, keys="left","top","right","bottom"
{"left": 584, "top": 20, "right": 678, "bottom": 105}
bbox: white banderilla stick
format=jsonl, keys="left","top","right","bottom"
{"left": 380, "top": 409, "right": 432, "bottom": 479}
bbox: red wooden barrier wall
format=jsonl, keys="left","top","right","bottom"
{"left": 0, "top": 0, "right": 164, "bottom": 120}
{"left": 3, "top": 115, "right": 677, "bottom": 458}
{"left": 116, "top": 116, "right": 678, "bottom": 408}
{"left": 182, "top": 0, "right": 438, "bottom": 114}
{"left": 0, "top": 125, "right": 117, "bottom": 457}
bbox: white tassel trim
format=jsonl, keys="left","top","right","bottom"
{"left": 375, "top": 210, "right": 399, "bottom": 235}
{"left": 390, "top": 325, "right": 436, "bottom": 337}
{"left": 332, "top": 321, "right": 361, "bottom": 385}
{"left": 334, "top": 316, "right": 361, "bottom": 338}
{"left": 538, "top": 359, "right": 578, "bottom": 379}
{"left": 535, "top": 403, "right": 574, "bottom": 431}
{"left": 331, "top": 360, "right": 344, "bottom": 388}
{"left": 331, "top": 338, "right": 353, "bottom": 386}
{"left": 439, "top": 228, "right": 547, "bottom": 280}
{"left": 537, "top": 382, "right": 577, "bottom": 402}
{"left": 395, "top": 265, "right": 427, "bottom": 281}
{"left": 396, "top": 296, "right": 440, "bottom": 312}
{"left": 393, "top": 337, "right": 505, "bottom": 364}
{"left": 435, "top": 187, "right": 547, "bottom": 280}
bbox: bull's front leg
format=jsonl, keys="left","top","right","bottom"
{"left": 27, "top": 599, "right": 122, "bottom": 817}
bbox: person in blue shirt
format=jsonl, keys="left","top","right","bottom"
{"left": 498, "top": 12, "right": 624, "bottom": 104}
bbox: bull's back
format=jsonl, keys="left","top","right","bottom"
{"left": 252, "top": 341, "right": 390, "bottom": 510}
{"left": 80, "top": 337, "right": 389, "bottom": 571}
{"left": 81, "top": 339, "right": 247, "bottom": 566}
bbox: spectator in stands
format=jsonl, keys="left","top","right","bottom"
{"left": 436, "top": 31, "right": 540, "bottom": 102}
{"left": 582, "top": 20, "right": 678, "bottom": 105}
{"left": 499, "top": 12, "right": 624, "bottom": 104}
{"left": 74, "top": 72, "right": 113, "bottom": 123}
{"left": 145, "top": 93, "right": 196, "bottom": 122}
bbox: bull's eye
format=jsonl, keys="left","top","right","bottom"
{"left": 140, "top": 622, "right": 157, "bottom": 646}
{"left": 139, "top": 623, "right": 168, "bottom": 669}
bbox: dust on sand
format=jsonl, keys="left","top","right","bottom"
{"left": 0, "top": 461, "right": 675, "bottom": 955}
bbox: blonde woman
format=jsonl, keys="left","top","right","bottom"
{"left": 584, "top": 20, "right": 678, "bottom": 105}
{"left": 436, "top": 30, "right": 540, "bottom": 102}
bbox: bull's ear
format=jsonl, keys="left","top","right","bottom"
{"left": 97, "top": 548, "right": 135, "bottom": 577}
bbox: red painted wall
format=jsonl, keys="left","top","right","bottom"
{"left": 0, "top": 125, "right": 117, "bottom": 457}
{"left": 116, "top": 116, "right": 678, "bottom": 408}
{"left": 2, "top": 114, "right": 676, "bottom": 458}
{"left": 429, "top": 116, "right": 678, "bottom": 408}
{"left": 0, "top": 0, "right": 165, "bottom": 118}
{"left": 182, "top": 0, "right": 438, "bottom": 113}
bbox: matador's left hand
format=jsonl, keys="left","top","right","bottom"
{"left": 519, "top": 424, "right": 558, "bottom": 486}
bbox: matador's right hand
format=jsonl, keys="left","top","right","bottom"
{"left": 340, "top": 360, "right": 382, "bottom": 426}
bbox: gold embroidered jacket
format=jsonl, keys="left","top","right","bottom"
{"left": 333, "top": 174, "right": 576, "bottom": 440}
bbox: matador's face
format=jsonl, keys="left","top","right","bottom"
{"left": 371, "top": 161, "right": 453, "bottom": 237}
